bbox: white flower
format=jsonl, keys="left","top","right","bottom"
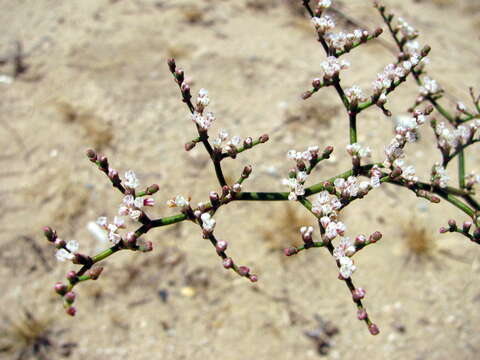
{"left": 56, "top": 248, "right": 74, "bottom": 262}
{"left": 419, "top": 77, "right": 440, "bottom": 96}
{"left": 432, "top": 163, "right": 449, "bottom": 188}
{"left": 345, "top": 86, "right": 368, "bottom": 104}
{"left": 321, "top": 56, "right": 350, "bottom": 80}
{"left": 201, "top": 213, "right": 216, "bottom": 232}
{"left": 66, "top": 240, "right": 79, "bottom": 253}
{"left": 339, "top": 256, "right": 356, "bottom": 278}
{"left": 96, "top": 216, "right": 108, "bottom": 228}
{"left": 167, "top": 195, "right": 189, "bottom": 208}
{"left": 311, "top": 15, "right": 335, "bottom": 33}
{"left": 333, "top": 237, "right": 356, "bottom": 259}
{"left": 346, "top": 143, "right": 371, "bottom": 159}
{"left": 197, "top": 88, "right": 210, "bottom": 108}
{"left": 124, "top": 170, "right": 139, "bottom": 189}
{"left": 318, "top": 0, "right": 332, "bottom": 9}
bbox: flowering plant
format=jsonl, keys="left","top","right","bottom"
{"left": 43, "top": 0, "right": 479, "bottom": 335}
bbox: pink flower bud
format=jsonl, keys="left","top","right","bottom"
{"left": 54, "top": 282, "right": 67, "bottom": 295}
{"left": 463, "top": 221, "right": 472, "bottom": 233}
{"left": 238, "top": 266, "right": 250, "bottom": 276}
{"left": 352, "top": 288, "right": 366, "bottom": 301}
{"left": 223, "top": 257, "right": 233, "bottom": 269}
{"left": 54, "top": 238, "right": 66, "bottom": 249}
{"left": 216, "top": 240, "right": 228, "bottom": 252}
{"left": 86, "top": 148, "right": 97, "bottom": 162}
{"left": 66, "top": 307, "right": 76, "bottom": 317}
{"left": 259, "top": 134, "right": 269, "bottom": 143}
{"left": 66, "top": 271, "right": 77, "bottom": 282}
{"left": 185, "top": 141, "right": 196, "bottom": 151}
{"left": 368, "top": 323, "right": 380, "bottom": 335}
{"left": 143, "top": 198, "right": 155, "bottom": 207}
{"left": 369, "top": 231, "right": 382, "bottom": 243}
{"left": 439, "top": 227, "right": 448, "bottom": 234}
{"left": 284, "top": 247, "right": 298, "bottom": 256}
{"left": 64, "top": 291, "right": 76, "bottom": 304}
{"left": 357, "top": 309, "right": 367, "bottom": 320}
{"left": 249, "top": 274, "right": 258, "bottom": 282}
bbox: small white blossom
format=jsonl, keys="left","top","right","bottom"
{"left": 333, "top": 237, "right": 356, "bottom": 259}
{"left": 124, "top": 170, "right": 139, "bottom": 189}
{"left": 311, "top": 15, "right": 335, "bottom": 34}
{"left": 66, "top": 240, "right": 79, "bottom": 253}
{"left": 339, "top": 256, "right": 356, "bottom": 278}
{"left": 321, "top": 56, "right": 350, "bottom": 80}
{"left": 419, "top": 76, "right": 441, "bottom": 96}
{"left": 201, "top": 213, "right": 216, "bottom": 232}
{"left": 432, "top": 163, "right": 449, "bottom": 188}
{"left": 56, "top": 248, "right": 74, "bottom": 262}
{"left": 345, "top": 86, "right": 368, "bottom": 104}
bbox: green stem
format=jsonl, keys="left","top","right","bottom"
{"left": 458, "top": 149, "right": 466, "bottom": 188}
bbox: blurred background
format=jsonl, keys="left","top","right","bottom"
{"left": 1, "top": 0, "right": 479, "bottom": 359}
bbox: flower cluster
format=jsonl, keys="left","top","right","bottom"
{"left": 320, "top": 56, "right": 350, "bottom": 81}
{"left": 435, "top": 120, "right": 480, "bottom": 156}
{"left": 419, "top": 76, "right": 442, "bottom": 97}
{"left": 56, "top": 240, "right": 79, "bottom": 262}
{"left": 431, "top": 163, "right": 450, "bottom": 189}
{"left": 191, "top": 88, "right": 215, "bottom": 131}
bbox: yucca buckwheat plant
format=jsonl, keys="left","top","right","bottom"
{"left": 43, "top": 0, "right": 480, "bottom": 335}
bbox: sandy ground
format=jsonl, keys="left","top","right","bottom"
{"left": 1, "top": 0, "right": 480, "bottom": 359}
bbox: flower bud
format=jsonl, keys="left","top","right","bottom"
{"left": 125, "top": 232, "right": 138, "bottom": 248}
{"left": 167, "top": 58, "right": 176, "bottom": 73}
{"left": 185, "top": 141, "right": 196, "bottom": 151}
{"left": 439, "top": 226, "right": 448, "bottom": 234}
{"left": 223, "top": 257, "right": 233, "bottom": 269}
{"left": 64, "top": 291, "right": 76, "bottom": 304}
{"left": 54, "top": 282, "right": 68, "bottom": 296}
{"left": 139, "top": 240, "right": 153, "bottom": 252}
{"left": 73, "top": 253, "right": 92, "bottom": 265}
{"left": 216, "top": 240, "right": 228, "bottom": 252}
{"left": 357, "top": 309, "right": 367, "bottom": 320}
{"left": 259, "top": 134, "right": 269, "bottom": 143}
{"left": 312, "top": 78, "right": 322, "bottom": 89}
{"left": 54, "top": 238, "right": 66, "bottom": 249}
{"left": 242, "top": 165, "right": 253, "bottom": 179}
{"left": 175, "top": 68, "right": 184, "bottom": 82}
{"left": 284, "top": 247, "right": 298, "bottom": 256}
{"left": 352, "top": 288, "right": 366, "bottom": 301}
{"left": 86, "top": 148, "right": 97, "bottom": 162}
{"left": 238, "top": 266, "right": 250, "bottom": 276}
{"left": 369, "top": 231, "right": 382, "bottom": 243}
{"left": 89, "top": 267, "right": 104, "bottom": 280}
{"left": 473, "top": 228, "right": 480, "bottom": 242}
{"left": 448, "top": 219, "right": 457, "bottom": 231}
{"left": 209, "top": 191, "right": 220, "bottom": 207}
{"left": 373, "top": 27, "right": 383, "bottom": 37}
{"left": 421, "top": 45, "right": 431, "bottom": 57}
{"left": 43, "top": 226, "right": 56, "bottom": 242}
{"left": 249, "top": 274, "right": 258, "bottom": 283}
{"left": 66, "top": 271, "right": 77, "bottom": 282}
{"left": 463, "top": 221, "right": 472, "bottom": 233}
{"left": 368, "top": 323, "right": 380, "bottom": 336}
{"left": 322, "top": 145, "right": 334, "bottom": 158}
{"left": 145, "top": 184, "right": 160, "bottom": 195}
{"left": 98, "top": 156, "right": 109, "bottom": 172}
{"left": 66, "top": 307, "right": 76, "bottom": 317}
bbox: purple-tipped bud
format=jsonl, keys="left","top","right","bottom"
{"left": 357, "top": 309, "right": 368, "bottom": 320}
{"left": 355, "top": 235, "right": 366, "bottom": 246}
{"left": 373, "top": 27, "right": 383, "bottom": 37}
{"left": 463, "top": 221, "right": 472, "bottom": 233}
{"left": 221, "top": 185, "right": 230, "bottom": 198}
{"left": 430, "top": 195, "right": 441, "bottom": 204}
{"left": 448, "top": 219, "right": 457, "bottom": 231}
{"left": 352, "top": 288, "right": 366, "bottom": 301}
{"left": 322, "top": 145, "right": 334, "bottom": 158}
{"left": 473, "top": 228, "right": 480, "bottom": 242}
{"left": 66, "top": 307, "right": 76, "bottom": 317}
{"left": 209, "top": 191, "right": 220, "bottom": 207}
{"left": 43, "top": 226, "right": 56, "bottom": 242}
{"left": 54, "top": 282, "right": 68, "bottom": 296}
{"left": 301, "top": 91, "right": 312, "bottom": 100}
{"left": 54, "top": 238, "right": 66, "bottom": 249}
{"left": 312, "top": 78, "right": 322, "bottom": 89}
{"left": 175, "top": 68, "right": 184, "bottom": 82}
{"left": 390, "top": 166, "right": 403, "bottom": 179}
{"left": 369, "top": 231, "right": 382, "bottom": 243}
{"left": 284, "top": 247, "right": 298, "bottom": 256}
{"left": 145, "top": 184, "right": 159, "bottom": 196}
{"left": 98, "top": 156, "right": 109, "bottom": 171}
{"left": 167, "top": 58, "right": 176, "bottom": 73}
{"left": 86, "top": 148, "right": 97, "bottom": 162}
{"left": 368, "top": 323, "right": 380, "bottom": 336}
{"left": 223, "top": 257, "right": 233, "bottom": 269}
{"left": 89, "top": 267, "right": 104, "bottom": 280}
{"left": 66, "top": 271, "right": 77, "bottom": 282}
{"left": 243, "top": 136, "right": 253, "bottom": 149}
{"left": 64, "top": 291, "right": 76, "bottom": 304}
{"left": 421, "top": 45, "right": 431, "bottom": 57}
{"left": 216, "top": 240, "right": 228, "bottom": 253}
{"left": 185, "top": 141, "right": 196, "bottom": 151}
{"left": 108, "top": 169, "right": 119, "bottom": 181}
{"left": 125, "top": 232, "right": 137, "bottom": 248}
{"left": 439, "top": 226, "right": 448, "bottom": 234}
{"left": 238, "top": 266, "right": 250, "bottom": 276}
{"left": 242, "top": 165, "right": 253, "bottom": 179}
{"left": 259, "top": 134, "right": 269, "bottom": 143}
{"left": 249, "top": 274, "right": 258, "bottom": 283}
